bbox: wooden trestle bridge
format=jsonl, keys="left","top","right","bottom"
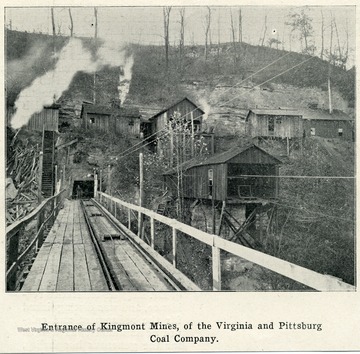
{"left": 6, "top": 190, "right": 355, "bottom": 292}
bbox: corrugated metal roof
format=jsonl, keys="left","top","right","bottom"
{"left": 163, "top": 143, "right": 282, "bottom": 175}
{"left": 150, "top": 97, "right": 205, "bottom": 120}
{"left": 302, "top": 109, "right": 353, "bottom": 121}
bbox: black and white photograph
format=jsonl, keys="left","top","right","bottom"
{"left": 4, "top": 4, "right": 356, "bottom": 294}
{"left": 2, "top": 2, "right": 360, "bottom": 352}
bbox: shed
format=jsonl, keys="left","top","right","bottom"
{"left": 246, "top": 109, "right": 303, "bottom": 138}
{"left": 7, "top": 104, "right": 60, "bottom": 132}
{"left": 163, "top": 144, "right": 282, "bottom": 202}
{"left": 149, "top": 97, "right": 205, "bottom": 137}
{"left": 81, "top": 104, "right": 141, "bottom": 137}
{"left": 302, "top": 109, "right": 354, "bottom": 140}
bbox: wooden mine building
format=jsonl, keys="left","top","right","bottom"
{"left": 246, "top": 109, "right": 303, "bottom": 139}
{"left": 81, "top": 103, "right": 141, "bottom": 138}
{"left": 163, "top": 143, "right": 281, "bottom": 203}
{"left": 302, "top": 109, "right": 354, "bottom": 140}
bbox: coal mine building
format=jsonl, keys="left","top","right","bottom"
{"left": 302, "top": 109, "right": 354, "bottom": 140}
{"left": 81, "top": 104, "right": 141, "bottom": 137}
{"left": 246, "top": 109, "right": 303, "bottom": 139}
{"left": 163, "top": 143, "right": 282, "bottom": 202}
{"left": 7, "top": 104, "right": 60, "bottom": 132}
{"left": 149, "top": 97, "right": 205, "bottom": 137}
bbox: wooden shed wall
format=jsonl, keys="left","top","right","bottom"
{"left": 248, "top": 113, "right": 303, "bottom": 138}
{"left": 84, "top": 112, "right": 140, "bottom": 137}
{"left": 172, "top": 163, "right": 227, "bottom": 201}
{"left": 26, "top": 109, "right": 59, "bottom": 132}
{"left": 154, "top": 100, "right": 203, "bottom": 134}
{"left": 115, "top": 117, "right": 140, "bottom": 137}
{"left": 303, "top": 120, "right": 353, "bottom": 140}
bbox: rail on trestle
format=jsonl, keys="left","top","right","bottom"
{"left": 6, "top": 189, "right": 67, "bottom": 291}
{"left": 96, "top": 192, "right": 355, "bottom": 292}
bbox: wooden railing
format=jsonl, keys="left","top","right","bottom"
{"left": 6, "top": 189, "right": 67, "bottom": 291}
{"left": 96, "top": 192, "right": 355, "bottom": 292}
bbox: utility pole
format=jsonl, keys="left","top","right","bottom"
{"left": 138, "top": 151, "right": 144, "bottom": 239}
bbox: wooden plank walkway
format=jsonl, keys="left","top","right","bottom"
{"left": 22, "top": 200, "right": 109, "bottom": 292}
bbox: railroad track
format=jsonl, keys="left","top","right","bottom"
{"left": 80, "top": 199, "right": 183, "bottom": 291}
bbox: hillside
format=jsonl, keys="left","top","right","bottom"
{"left": 5, "top": 29, "right": 356, "bottom": 289}
{"left": 6, "top": 29, "right": 355, "bottom": 114}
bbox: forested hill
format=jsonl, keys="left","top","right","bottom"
{"left": 6, "top": 29, "right": 355, "bottom": 109}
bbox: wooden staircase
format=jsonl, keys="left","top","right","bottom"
{"left": 41, "top": 131, "right": 56, "bottom": 197}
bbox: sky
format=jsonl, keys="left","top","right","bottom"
{"left": 5, "top": 6, "right": 356, "bottom": 66}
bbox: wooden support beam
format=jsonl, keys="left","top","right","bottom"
{"left": 150, "top": 217, "right": 155, "bottom": 248}
{"left": 212, "top": 245, "right": 221, "bottom": 291}
{"left": 172, "top": 227, "right": 177, "bottom": 267}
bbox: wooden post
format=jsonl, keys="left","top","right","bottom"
{"left": 7, "top": 228, "right": 22, "bottom": 291}
{"left": 54, "top": 164, "right": 58, "bottom": 194}
{"left": 212, "top": 245, "right": 221, "bottom": 291}
{"left": 37, "top": 209, "right": 45, "bottom": 249}
{"left": 172, "top": 227, "right": 177, "bottom": 267}
{"left": 150, "top": 217, "right": 155, "bottom": 248}
{"left": 191, "top": 111, "right": 194, "bottom": 157}
{"left": 169, "top": 126, "right": 174, "bottom": 167}
{"left": 114, "top": 201, "right": 117, "bottom": 219}
{"left": 94, "top": 172, "right": 98, "bottom": 198}
{"left": 99, "top": 169, "right": 102, "bottom": 193}
{"left": 38, "top": 151, "right": 44, "bottom": 202}
{"left": 138, "top": 152, "right": 144, "bottom": 239}
{"left": 108, "top": 164, "right": 111, "bottom": 195}
{"left": 128, "top": 208, "right": 131, "bottom": 230}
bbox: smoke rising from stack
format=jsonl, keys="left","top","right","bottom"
{"left": 11, "top": 38, "right": 132, "bottom": 129}
{"left": 198, "top": 98, "right": 211, "bottom": 121}
{"left": 118, "top": 55, "right": 134, "bottom": 105}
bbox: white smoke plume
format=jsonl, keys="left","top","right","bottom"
{"left": 118, "top": 55, "right": 134, "bottom": 104}
{"left": 198, "top": 97, "right": 211, "bottom": 121}
{"left": 11, "top": 38, "right": 130, "bottom": 129}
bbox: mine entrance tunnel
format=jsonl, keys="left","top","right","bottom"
{"left": 72, "top": 180, "right": 94, "bottom": 199}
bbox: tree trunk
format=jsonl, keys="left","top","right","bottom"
{"left": 93, "top": 7, "right": 98, "bottom": 104}
{"left": 68, "top": 8, "right": 74, "bottom": 37}
{"left": 179, "top": 8, "right": 185, "bottom": 71}
{"left": 51, "top": 8, "right": 56, "bottom": 37}
{"left": 261, "top": 15, "right": 267, "bottom": 46}
{"left": 230, "top": 9, "right": 237, "bottom": 68}
{"left": 320, "top": 10, "right": 324, "bottom": 59}
{"left": 204, "top": 7, "right": 211, "bottom": 60}
{"left": 163, "top": 7, "right": 172, "bottom": 71}
{"left": 238, "top": 8, "right": 242, "bottom": 42}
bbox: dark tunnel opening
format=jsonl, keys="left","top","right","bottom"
{"left": 72, "top": 180, "right": 94, "bottom": 199}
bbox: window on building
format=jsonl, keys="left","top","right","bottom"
{"left": 208, "top": 169, "right": 213, "bottom": 198}
{"left": 89, "top": 117, "right": 95, "bottom": 124}
{"left": 275, "top": 117, "right": 282, "bottom": 124}
{"left": 338, "top": 128, "right": 343, "bottom": 137}
{"left": 310, "top": 127, "right": 316, "bottom": 136}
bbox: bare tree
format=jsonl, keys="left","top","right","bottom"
{"left": 230, "top": 9, "right": 237, "bottom": 67}
{"left": 163, "top": 7, "right": 172, "bottom": 70}
{"left": 204, "top": 7, "right": 211, "bottom": 60}
{"left": 68, "top": 8, "right": 74, "bottom": 37}
{"left": 217, "top": 10, "right": 221, "bottom": 73}
{"left": 238, "top": 8, "right": 243, "bottom": 43}
{"left": 287, "top": 9, "right": 314, "bottom": 54}
{"left": 51, "top": 8, "right": 56, "bottom": 37}
{"left": 94, "top": 7, "right": 98, "bottom": 39}
{"left": 320, "top": 10, "right": 324, "bottom": 60}
{"left": 93, "top": 7, "right": 98, "bottom": 104}
{"left": 179, "top": 8, "right": 185, "bottom": 70}
{"left": 261, "top": 15, "right": 267, "bottom": 46}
